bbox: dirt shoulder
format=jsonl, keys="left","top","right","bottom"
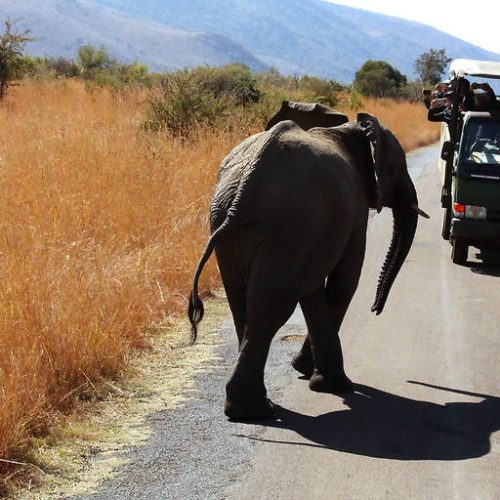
{"left": 11, "top": 295, "right": 228, "bottom": 499}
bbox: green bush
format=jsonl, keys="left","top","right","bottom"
{"left": 14, "top": 44, "right": 152, "bottom": 89}
{"left": 296, "top": 75, "right": 345, "bottom": 107}
{"left": 192, "top": 63, "right": 263, "bottom": 106}
{"left": 142, "top": 64, "right": 267, "bottom": 135}
{"left": 257, "top": 67, "right": 289, "bottom": 88}
{"left": 77, "top": 45, "right": 115, "bottom": 77}
{"left": 344, "top": 90, "right": 363, "bottom": 110}
{"left": 142, "top": 70, "right": 228, "bottom": 135}
{"left": 46, "top": 57, "right": 79, "bottom": 77}
{"left": 74, "top": 45, "right": 152, "bottom": 89}
{"left": 398, "top": 81, "right": 426, "bottom": 103}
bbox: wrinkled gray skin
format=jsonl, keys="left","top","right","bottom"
{"left": 265, "top": 101, "right": 348, "bottom": 131}
{"left": 189, "top": 111, "right": 425, "bottom": 420}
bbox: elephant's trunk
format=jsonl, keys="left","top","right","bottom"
{"left": 371, "top": 174, "right": 418, "bottom": 315}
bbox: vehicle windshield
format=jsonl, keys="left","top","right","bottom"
{"left": 462, "top": 119, "right": 500, "bottom": 166}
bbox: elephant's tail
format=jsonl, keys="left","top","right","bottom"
{"left": 188, "top": 224, "right": 226, "bottom": 344}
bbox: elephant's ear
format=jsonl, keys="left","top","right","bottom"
{"left": 357, "top": 113, "right": 383, "bottom": 212}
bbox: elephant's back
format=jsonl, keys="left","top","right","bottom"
{"left": 210, "top": 122, "right": 305, "bottom": 231}
{"left": 210, "top": 121, "right": 361, "bottom": 243}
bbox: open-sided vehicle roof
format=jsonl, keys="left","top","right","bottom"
{"left": 450, "top": 59, "right": 500, "bottom": 79}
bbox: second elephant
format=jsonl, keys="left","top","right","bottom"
{"left": 265, "top": 100, "right": 348, "bottom": 130}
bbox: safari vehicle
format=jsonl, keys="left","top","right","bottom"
{"left": 437, "top": 59, "right": 500, "bottom": 264}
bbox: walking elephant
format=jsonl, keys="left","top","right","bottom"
{"left": 265, "top": 100, "right": 348, "bottom": 130}
{"left": 188, "top": 112, "right": 428, "bottom": 420}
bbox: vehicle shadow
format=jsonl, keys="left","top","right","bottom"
{"left": 239, "top": 382, "right": 500, "bottom": 461}
{"left": 468, "top": 249, "right": 500, "bottom": 276}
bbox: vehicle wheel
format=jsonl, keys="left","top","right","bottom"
{"left": 441, "top": 207, "right": 451, "bottom": 240}
{"left": 451, "top": 239, "right": 468, "bottom": 264}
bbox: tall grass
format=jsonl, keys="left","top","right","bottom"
{"left": 0, "top": 80, "right": 439, "bottom": 480}
{"left": 0, "top": 80, "right": 226, "bottom": 470}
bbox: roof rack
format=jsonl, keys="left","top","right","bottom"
{"left": 450, "top": 59, "right": 500, "bottom": 80}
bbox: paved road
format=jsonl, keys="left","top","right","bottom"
{"left": 81, "top": 144, "right": 500, "bottom": 500}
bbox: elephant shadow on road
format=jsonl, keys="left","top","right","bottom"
{"left": 244, "top": 382, "right": 500, "bottom": 461}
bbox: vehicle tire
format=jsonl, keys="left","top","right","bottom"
{"left": 451, "top": 239, "right": 468, "bottom": 264}
{"left": 441, "top": 207, "right": 451, "bottom": 240}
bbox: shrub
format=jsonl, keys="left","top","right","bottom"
{"left": 399, "top": 81, "right": 426, "bottom": 103}
{"left": 343, "top": 89, "right": 363, "bottom": 110}
{"left": 193, "top": 63, "right": 263, "bottom": 106}
{"left": 296, "top": 75, "right": 345, "bottom": 107}
{"left": 0, "top": 19, "right": 32, "bottom": 99}
{"left": 142, "top": 65, "right": 265, "bottom": 135}
{"left": 46, "top": 56, "right": 80, "bottom": 78}
{"left": 77, "top": 45, "right": 115, "bottom": 78}
{"left": 142, "top": 71, "right": 228, "bottom": 135}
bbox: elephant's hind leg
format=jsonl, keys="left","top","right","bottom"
{"left": 299, "top": 288, "right": 353, "bottom": 394}
{"left": 224, "top": 283, "right": 297, "bottom": 420}
{"left": 216, "top": 248, "right": 247, "bottom": 345}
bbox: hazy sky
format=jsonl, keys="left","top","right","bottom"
{"left": 325, "top": 0, "right": 500, "bottom": 55}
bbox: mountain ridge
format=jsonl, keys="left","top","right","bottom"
{"left": 0, "top": 0, "right": 268, "bottom": 72}
{"left": 2, "top": 0, "right": 500, "bottom": 81}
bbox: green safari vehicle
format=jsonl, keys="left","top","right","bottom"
{"left": 437, "top": 59, "right": 500, "bottom": 264}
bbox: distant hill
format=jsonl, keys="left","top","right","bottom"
{"left": 0, "top": 0, "right": 267, "bottom": 72}
{"left": 3, "top": 0, "right": 500, "bottom": 81}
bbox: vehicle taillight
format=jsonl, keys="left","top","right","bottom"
{"left": 453, "top": 203, "right": 465, "bottom": 217}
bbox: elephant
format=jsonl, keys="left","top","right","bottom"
{"left": 265, "top": 100, "right": 348, "bottom": 131}
{"left": 188, "top": 110, "right": 429, "bottom": 420}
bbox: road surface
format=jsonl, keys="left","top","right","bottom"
{"left": 81, "top": 144, "right": 500, "bottom": 500}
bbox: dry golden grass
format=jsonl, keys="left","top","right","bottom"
{"left": 0, "top": 80, "right": 439, "bottom": 487}
{"left": 0, "top": 80, "right": 226, "bottom": 475}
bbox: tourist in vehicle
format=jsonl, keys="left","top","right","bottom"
{"left": 471, "top": 82, "right": 498, "bottom": 110}
{"left": 457, "top": 78, "right": 474, "bottom": 111}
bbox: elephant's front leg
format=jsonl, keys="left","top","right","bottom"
{"left": 296, "top": 229, "right": 366, "bottom": 393}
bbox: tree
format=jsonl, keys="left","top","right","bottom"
{"left": 76, "top": 44, "right": 115, "bottom": 78}
{"left": 0, "top": 19, "right": 32, "bottom": 99}
{"left": 414, "top": 49, "right": 452, "bottom": 85}
{"left": 354, "top": 60, "right": 407, "bottom": 98}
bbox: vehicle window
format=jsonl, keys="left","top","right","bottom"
{"left": 463, "top": 121, "right": 500, "bottom": 165}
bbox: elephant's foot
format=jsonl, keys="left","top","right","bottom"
{"left": 291, "top": 352, "right": 314, "bottom": 379}
{"left": 309, "top": 372, "right": 353, "bottom": 394}
{"left": 224, "top": 395, "right": 275, "bottom": 421}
